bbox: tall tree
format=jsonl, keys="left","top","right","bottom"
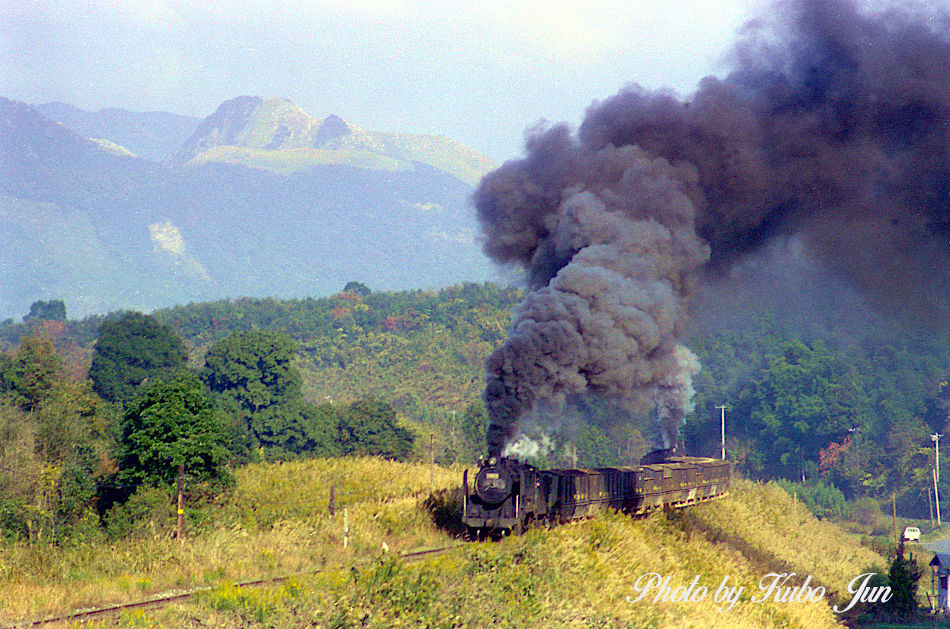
{"left": 89, "top": 312, "right": 187, "bottom": 405}
{"left": 201, "top": 330, "right": 336, "bottom": 459}
{"left": 886, "top": 540, "right": 923, "bottom": 618}
{"left": 201, "top": 330, "right": 301, "bottom": 413}
{"left": 2, "top": 334, "right": 61, "bottom": 412}
{"left": 116, "top": 372, "right": 230, "bottom": 489}
{"left": 0, "top": 339, "right": 108, "bottom": 541}
{"left": 23, "top": 300, "right": 66, "bottom": 322}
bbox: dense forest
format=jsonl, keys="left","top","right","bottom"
{"left": 1, "top": 280, "right": 950, "bottom": 542}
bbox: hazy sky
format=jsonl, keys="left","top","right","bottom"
{"left": 2, "top": 0, "right": 761, "bottom": 162}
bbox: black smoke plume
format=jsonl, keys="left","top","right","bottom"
{"left": 476, "top": 0, "right": 950, "bottom": 458}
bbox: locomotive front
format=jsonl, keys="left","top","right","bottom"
{"left": 463, "top": 457, "right": 542, "bottom": 537}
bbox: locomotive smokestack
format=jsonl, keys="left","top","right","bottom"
{"left": 477, "top": 0, "right": 950, "bottom": 456}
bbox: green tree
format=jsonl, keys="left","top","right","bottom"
{"left": 575, "top": 424, "right": 615, "bottom": 467}
{"left": 459, "top": 402, "right": 489, "bottom": 460}
{"left": 343, "top": 281, "right": 372, "bottom": 297}
{"left": 23, "top": 300, "right": 66, "bottom": 322}
{"left": 339, "top": 398, "right": 414, "bottom": 460}
{"left": 116, "top": 372, "right": 230, "bottom": 490}
{"left": 201, "top": 330, "right": 338, "bottom": 459}
{"left": 732, "top": 340, "right": 872, "bottom": 480}
{"left": 886, "top": 540, "right": 923, "bottom": 618}
{"left": 0, "top": 346, "right": 109, "bottom": 541}
{"left": 89, "top": 312, "right": 187, "bottom": 405}
{"left": 201, "top": 330, "right": 301, "bottom": 413}
{"left": 2, "top": 334, "right": 61, "bottom": 412}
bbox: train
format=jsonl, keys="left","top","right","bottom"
{"left": 462, "top": 449, "right": 731, "bottom": 538}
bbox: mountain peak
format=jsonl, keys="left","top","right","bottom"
{"left": 166, "top": 95, "right": 494, "bottom": 184}
{"left": 314, "top": 114, "right": 352, "bottom": 145}
{"left": 169, "top": 96, "right": 322, "bottom": 162}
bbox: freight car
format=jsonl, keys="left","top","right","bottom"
{"left": 462, "top": 450, "right": 731, "bottom": 538}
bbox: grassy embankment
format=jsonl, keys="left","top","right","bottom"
{"left": 0, "top": 459, "right": 891, "bottom": 627}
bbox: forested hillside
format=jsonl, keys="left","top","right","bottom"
{"left": 2, "top": 280, "right": 950, "bottom": 543}
{"left": 687, "top": 307, "right": 950, "bottom": 519}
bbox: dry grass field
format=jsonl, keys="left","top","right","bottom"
{"left": 0, "top": 458, "right": 893, "bottom": 627}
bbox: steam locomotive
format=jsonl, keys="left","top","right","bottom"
{"left": 462, "top": 450, "right": 731, "bottom": 538}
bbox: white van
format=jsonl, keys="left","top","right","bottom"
{"left": 903, "top": 526, "right": 921, "bottom": 542}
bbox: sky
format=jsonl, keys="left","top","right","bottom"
{"left": 2, "top": 0, "right": 761, "bottom": 163}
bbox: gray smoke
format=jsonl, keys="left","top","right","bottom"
{"left": 477, "top": 0, "right": 950, "bottom": 457}
{"left": 479, "top": 142, "right": 709, "bottom": 455}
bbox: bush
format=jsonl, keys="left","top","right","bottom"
{"left": 103, "top": 485, "right": 175, "bottom": 540}
{"left": 850, "top": 496, "right": 891, "bottom": 535}
{"left": 0, "top": 498, "right": 30, "bottom": 540}
{"left": 775, "top": 478, "right": 848, "bottom": 519}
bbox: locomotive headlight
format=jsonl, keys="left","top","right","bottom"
{"left": 474, "top": 466, "right": 512, "bottom": 504}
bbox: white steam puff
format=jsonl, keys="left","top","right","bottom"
{"left": 654, "top": 344, "right": 702, "bottom": 449}
{"left": 502, "top": 434, "right": 555, "bottom": 460}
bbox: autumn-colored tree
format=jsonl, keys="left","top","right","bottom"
{"left": 818, "top": 437, "right": 852, "bottom": 478}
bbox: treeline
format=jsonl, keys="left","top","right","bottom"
{"left": 686, "top": 313, "right": 950, "bottom": 518}
{"left": 0, "top": 283, "right": 523, "bottom": 359}
{"left": 0, "top": 312, "right": 415, "bottom": 543}
{"left": 5, "top": 281, "right": 950, "bottom": 534}
{"left": 156, "top": 281, "right": 522, "bottom": 346}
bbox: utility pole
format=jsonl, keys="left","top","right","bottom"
{"left": 176, "top": 464, "right": 185, "bottom": 544}
{"left": 429, "top": 434, "right": 435, "bottom": 492}
{"left": 935, "top": 467, "right": 942, "bottom": 527}
{"left": 716, "top": 405, "right": 727, "bottom": 460}
{"left": 934, "top": 433, "right": 942, "bottom": 483}
{"left": 929, "top": 487, "right": 935, "bottom": 528}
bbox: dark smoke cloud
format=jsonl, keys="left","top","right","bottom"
{"left": 478, "top": 139, "right": 709, "bottom": 455}
{"left": 476, "top": 0, "right": 950, "bottom": 457}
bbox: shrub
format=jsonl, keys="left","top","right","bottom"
{"left": 775, "top": 478, "right": 848, "bottom": 519}
{"left": 104, "top": 485, "right": 175, "bottom": 540}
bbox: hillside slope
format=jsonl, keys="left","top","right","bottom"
{"left": 0, "top": 458, "right": 889, "bottom": 627}
{"left": 33, "top": 102, "right": 200, "bottom": 161}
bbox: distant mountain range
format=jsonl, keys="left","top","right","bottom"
{"left": 1, "top": 96, "right": 499, "bottom": 319}
{"left": 33, "top": 102, "right": 200, "bottom": 162}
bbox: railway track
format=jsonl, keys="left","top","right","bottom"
{"left": 2, "top": 544, "right": 466, "bottom": 628}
